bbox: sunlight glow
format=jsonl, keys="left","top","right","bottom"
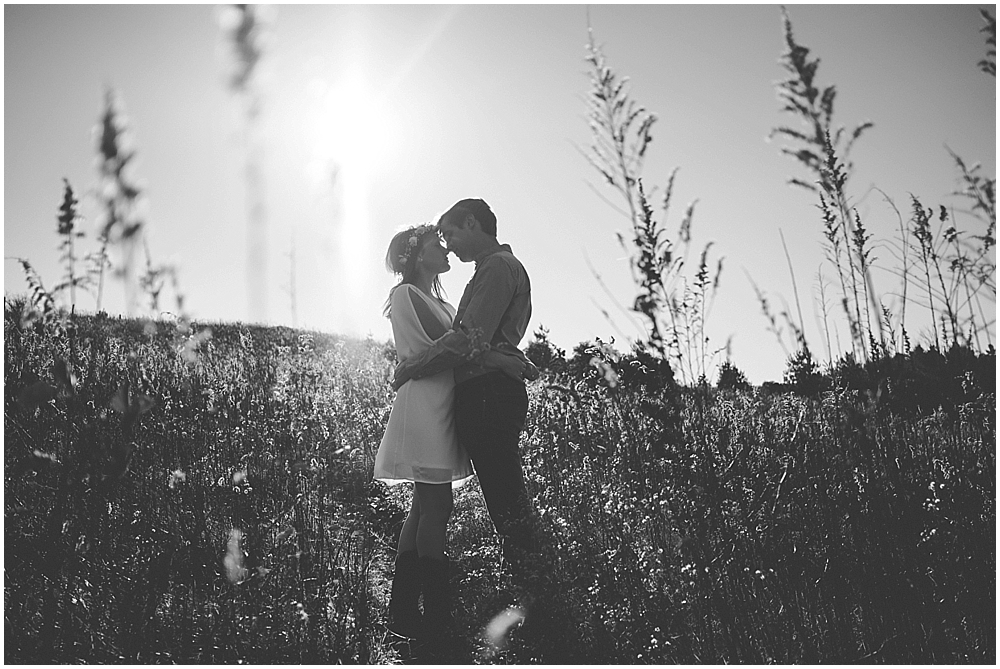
{"left": 304, "top": 70, "right": 396, "bottom": 335}
{"left": 312, "top": 71, "right": 389, "bottom": 177}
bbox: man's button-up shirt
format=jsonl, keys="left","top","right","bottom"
{"left": 453, "top": 244, "right": 532, "bottom": 384}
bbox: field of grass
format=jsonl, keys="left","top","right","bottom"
{"left": 4, "top": 301, "right": 994, "bottom": 664}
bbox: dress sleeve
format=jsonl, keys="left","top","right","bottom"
{"left": 393, "top": 326, "right": 489, "bottom": 387}
{"left": 389, "top": 285, "right": 434, "bottom": 360}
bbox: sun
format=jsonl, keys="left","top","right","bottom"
{"left": 305, "top": 69, "right": 395, "bottom": 184}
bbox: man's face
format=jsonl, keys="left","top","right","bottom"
{"left": 437, "top": 213, "right": 475, "bottom": 262}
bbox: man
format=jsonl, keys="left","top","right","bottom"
{"left": 393, "top": 198, "right": 541, "bottom": 585}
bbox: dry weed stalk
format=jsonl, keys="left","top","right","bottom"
{"left": 582, "top": 27, "right": 722, "bottom": 385}
{"left": 219, "top": 4, "right": 273, "bottom": 324}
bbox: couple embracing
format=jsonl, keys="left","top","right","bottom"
{"left": 373, "top": 198, "right": 543, "bottom": 643}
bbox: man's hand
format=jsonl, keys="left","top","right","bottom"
{"left": 484, "top": 350, "right": 541, "bottom": 382}
{"left": 392, "top": 359, "right": 418, "bottom": 391}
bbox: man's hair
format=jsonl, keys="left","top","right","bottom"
{"left": 443, "top": 198, "right": 497, "bottom": 236}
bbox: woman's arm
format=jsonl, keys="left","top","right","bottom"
{"left": 394, "top": 340, "right": 538, "bottom": 390}
{"left": 392, "top": 326, "right": 487, "bottom": 390}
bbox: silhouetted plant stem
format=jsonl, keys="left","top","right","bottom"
{"left": 779, "top": 229, "right": 807, "bottom": 348}
{"left": 94, "top": 88, "right": 147, "bottom": 316}
{"left": 815, "top": 267, "right": 836, "bottom": 364}
{"left": 910, "top": 198, "right": 941, "bottom": 348}
{"left": 583, "top": 27, "right": 721, "bottom": 384}
{"left": 222, "top": 4, "right": 272, "bottom": 324}
{"left": 773, "top": 8, "right": 886, "bottom": 362}
{"left": 55, "top": 179, "right": 86, "bottom": 311}
{"left": 978, "top": 9, "right": 996, "bottom": 77}
{"left": 877, "top": 189, "right": 910, "bottom": 347}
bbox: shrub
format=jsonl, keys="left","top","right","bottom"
{"left": 524, "top": 325, "right": 567, "bottom": 372}
{"left": 783, "top": 346, "right": 826, "bottom": 396}
{"left": 716, "top": 359, "right": 751, "bottom": 392}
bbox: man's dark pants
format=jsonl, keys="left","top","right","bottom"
{"left": 454, "top": 371, "right": 538, "bottom": 576}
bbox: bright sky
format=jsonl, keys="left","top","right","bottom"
{"left": 5, "top": 4, "right": 995, "bottom": 383}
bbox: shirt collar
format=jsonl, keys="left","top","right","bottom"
{"left": 473, "top": 243, "right": 511, "bottom": 267}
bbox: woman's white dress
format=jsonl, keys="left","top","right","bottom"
{"left": 374, "top": 284, "right": 473, "bottom": 486}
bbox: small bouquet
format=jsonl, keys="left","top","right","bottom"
{"left": 421, "top": 324, "right": 490, "bottom": 361}
{"left": 458, "top": 325, "right": 490, "bottom": 360}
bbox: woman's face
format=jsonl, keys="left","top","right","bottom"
{"left": 417, "top": 235, "right": 450, "bottom": 275}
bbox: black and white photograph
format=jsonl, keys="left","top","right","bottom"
{"left": 4, "top": 3, "right": 995, "bottom": 664}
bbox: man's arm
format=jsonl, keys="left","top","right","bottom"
{"left": 390, "top": 286, "right": 475, "bottom": 390}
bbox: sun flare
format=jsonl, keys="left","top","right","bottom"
{"left": 304, "top": 70, "right": 395, "bottom": 335}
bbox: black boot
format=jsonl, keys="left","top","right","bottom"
{"left": 387, "top": 550, "right": 422, "bottom": 638}
{"left": 418, "top": 556, "right": 454, "bottom": 640}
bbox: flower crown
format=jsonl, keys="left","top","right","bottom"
{"left": 397, "top": 223, "right": 438, "bottom": 269}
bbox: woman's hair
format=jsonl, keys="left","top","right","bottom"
{"left": 383, "top": 224, "right": 446, "bottom": 317}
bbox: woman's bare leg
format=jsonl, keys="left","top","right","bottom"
{"left": 397, "top": 484, "right": 419, "bottom": 554}
{"left": 413, "top": 482, "right": 453, "bottom": 560}
{"left": 389, "top": 485, "right": 422, "bottom": 637}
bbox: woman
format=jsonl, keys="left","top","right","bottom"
{"left": 375, "top": 223, "right": 477, "bottom": 640}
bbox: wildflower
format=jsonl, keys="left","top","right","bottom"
{"left": 481, "top": 605, "right": 526, "bottom": 660}
{"left": 179, "top": 327, "right": 213, "bottom": 364}
{"left": 397, "top": 224, "right": 437, "bottom": 267}
{"left": 590, "top": 356, "right": 619, "bottom": 388}
{"left": 168, "top": 469, "right": 186, "bottom": 489}
{"left": 224, "top": 529, "right": 248, "bottom": 584}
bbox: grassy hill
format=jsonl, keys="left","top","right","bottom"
{"left": 4, "top": 302, "right": 995, "bottom": 663}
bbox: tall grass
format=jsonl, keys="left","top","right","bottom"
{"left": 5, "top": 304, "right": 994, "bottom": 663}
{"left": 768, "top": 8, "right": 995, "bottom": 370}
{"left": 219, "top": 4, "right": 272, "bottom": 324}
{"left": 5, "top": 8, "right": 995, "bottom": 665}
{"left": 523, "top": 372, "right": 993, "bottom": 663}
{"left": 13, "top": 87, "right": 185, "bottom": 339}
{"left": 94, "top": 89, "right": 150, "bottom": 316}
{"left": 770, "top": 8, "right": 879, "bottom": 363}
{"left": 4, "top": 303, "right": 397, "bottom": 662}
{"left": 582, "top": 28, "right": 723, "bottom": 386}
{"left": 978, "top": 9, "right": 996, "bottom": 77}
{"left": 55, "top": 179, "right": 87, "bottom": 311}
